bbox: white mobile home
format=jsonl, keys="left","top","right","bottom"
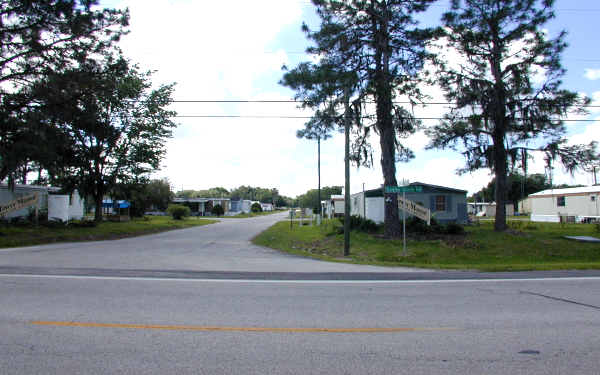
{"left": 0, "top": 184, "right": 53, "bottom": 219}
{"left": 529, "top": 186, "right": 600, "bottom": 223}
{"left": 0, "top": 184, "right": 84, "bottom": 221}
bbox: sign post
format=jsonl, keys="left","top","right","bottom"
{"left": 403, "top": 190, "right": 406, "bottom": 256}
{"left": 384, "top": 186, "right": 431, "bottom": 256}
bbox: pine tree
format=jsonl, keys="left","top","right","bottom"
{"left": 427, "top": 0, "right": 597, "bottom": 231}
{"left": 283, "top": 0, "right": 435, "bottom": 237}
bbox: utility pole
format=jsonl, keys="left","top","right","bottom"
{"left": 363, "top": 182, "right": 366, "bottom": 219}
{"left": 317, "top": 135, "right": 321, "bottom": 225}
{"left": 343, "top": 92, "right": 351, "bottom": 257}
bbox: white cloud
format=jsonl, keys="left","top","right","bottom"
{"left": 584, "top": 69, "right": 600, "bottom": 80}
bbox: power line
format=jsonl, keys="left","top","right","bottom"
{"left": 173, "top": 115, "right": 597, "bottom": 122}
{"left": 170, "top": 99, "right": 600, "bottom": 108}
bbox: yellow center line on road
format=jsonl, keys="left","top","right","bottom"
{"left": 31, "top": 321, "right": 455, "bottom": 333}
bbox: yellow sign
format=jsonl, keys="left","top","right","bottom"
{"left": 398, "top": 195, "right": 430, "bottom": 225}
{"left": 0, "top": 193, "right": 39, "bottom": 217}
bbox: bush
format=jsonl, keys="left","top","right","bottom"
{"left": 405, "top": 216, "right": 433, "bottom": 234}
{"left": 444, "top": 223, "right": 465, "bottom": 235}
{"left": 68, "top": 219, "right": 97, "bottom": 228}
{"left": 251, "top": 202, "right": 262, "bottom": 213}
{"left": 212, "top": 204, "right": 224, "bottom": 217}
{"left": 338, "top": 215, "right": 380, "bottom": 233}
{"left": 167, "top": 204, "right": 191, "bottom": 220}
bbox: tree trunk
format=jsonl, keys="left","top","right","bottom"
{"left": 493, "top": 134, "right": 508, "bottom": 231}
{"left": 372, "top": 1, "right": 401, "bottom": 238}
{"left": 317, "top": 136, "right": 321, "bottom": 216}
{"left": 94, "top": 195, "right": 103, "bottom": 222}
{"left": 380, "top": 125, "right": 401, "bottom": 238}
{"left": 343, "top": 97, "right": 351, "bottom": 256}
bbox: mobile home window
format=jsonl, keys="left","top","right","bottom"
{"left": 435, "top": 195, "right": 446, "bottom": 211}
{"left": 592, "top": 196, "right": 596, "bottom": 202}
{"left": 557, "top": 196, "right": 565, "bottom": 207}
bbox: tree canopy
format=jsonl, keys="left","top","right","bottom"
{"left": 0, "top": 0, "right": 129, "bottom": 185}
{"left": 426, "top": 0, "right": 597, "bottom": 231}
{"left": 282, "top": 0, "right": 436, "bottom": 237}
{"left": 30, "top": 54, "right": 177, "bottom": 220}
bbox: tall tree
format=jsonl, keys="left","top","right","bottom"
{"left": 283, "top": 0, "right": 435, "bottom": 237}
{"left": 427, "top": 0, "right": 597, "bottom": 231}
{"left": 0, "top": 0, "right": 128, "bottom": 185}
{"left": 30, "top": 54, "right": 177, "bottom": 221}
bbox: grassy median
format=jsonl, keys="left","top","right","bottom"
{"left": 0, "top": 216, "right": 217, "bottom": 249}
{"left": 252, "top": 219, "right": 600, "bottom": 271}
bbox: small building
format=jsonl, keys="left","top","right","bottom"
{"left": 529, "top": 186, "right": 600, "bottom": 223}
{"left": 260, "top": 202, "right": 274, "bottom": 212}
{"left": 101, "top": 199, "right": 130, "bottom": 220}
{"left": 467, "top": 202, "right": 494, "bottom": 216}
{"left": 483, "top": 203, "right": 515, "bottom": 217}
{"left": 230, "top": 199, "right": 253, "bottom": 214}
{"left": 172, "top": 197, "right": 231, "bottom": 216}
{"left": 324, "top": 194, "right": 345, "bottom": 218}
{"left": 350, "top": 182, "right": 468, "bottom": 225}
{"left": 49, "top": 190, "right": 85, "bottom": 222}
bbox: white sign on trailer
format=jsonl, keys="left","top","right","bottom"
{"left": 0, "top": 193, "right": 39, "bottom": 217}
{"left": 398, "top": 195, "right": 430, "bottom": 225}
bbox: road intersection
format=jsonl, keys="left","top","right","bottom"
{"left": 1, "top": 213, "right": 599, "bottom": 374}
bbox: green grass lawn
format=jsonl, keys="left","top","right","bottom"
{"left": 0, "top": 216, "right": 217, "bottom": 249}
{"left": 252, "top": 219, "right": 600, "bottom": 271}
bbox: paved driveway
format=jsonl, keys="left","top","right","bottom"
{"left": 0, "top": 212, "right": 423, "bottom": 273}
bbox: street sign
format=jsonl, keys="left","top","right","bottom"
{"left": 385, "top": 185, "right": 423, "bottom": 193}
{"left": 397, "top": 195, "right": 430, "bottom": 225}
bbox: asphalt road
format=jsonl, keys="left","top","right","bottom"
{"left": 1, "top": 275, "right": 599, "bottom": 374}
{"left": 2, "top": 212, "right": 600, "bottom": 374}
{"left": 0, "top": 211, "right": 421, "bottom": 273}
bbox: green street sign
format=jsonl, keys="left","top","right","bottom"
{"left": 385, "top": 185, "right": 423, "bottom": 193}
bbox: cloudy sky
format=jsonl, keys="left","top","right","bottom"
{"left": 103, "top": 0, "right": 599, "bottom": 198}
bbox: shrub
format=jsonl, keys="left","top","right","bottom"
{"left": 251, "top": 202, "right": 262, "bottom": 213}
{"left": 338, "top": 215, "right": 380, "bottom": 233}
{"left": 444, "top": 223, "right": 465, "bottom": 235}
{"left": 212, "top": 204, "right": 224, "bottom": 217}
{"left": 405, "top": 216, "right": 432, "bottom": 234}
{"left": 68, "top": 219, "right": 97, "bottom": 228}
{"left": 167, "top": 204, "right": 191, "bottom": 220}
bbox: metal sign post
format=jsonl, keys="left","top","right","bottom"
{"left": 403, "top": 190, "right": 406, "bottom": 256}
{"left": 385, "top": 185, "right": 432, "bottom": 257}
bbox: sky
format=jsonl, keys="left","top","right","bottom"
{"left": 102, "top": 0, "right": 600, "bottom": 198}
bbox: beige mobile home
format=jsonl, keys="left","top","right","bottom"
{"left": 529, "top": 186, "right": 600, "bottom": 223}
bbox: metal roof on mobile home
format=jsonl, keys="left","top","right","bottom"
{"left": 530, "top": 186, "right": 600, "bottom": 198}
